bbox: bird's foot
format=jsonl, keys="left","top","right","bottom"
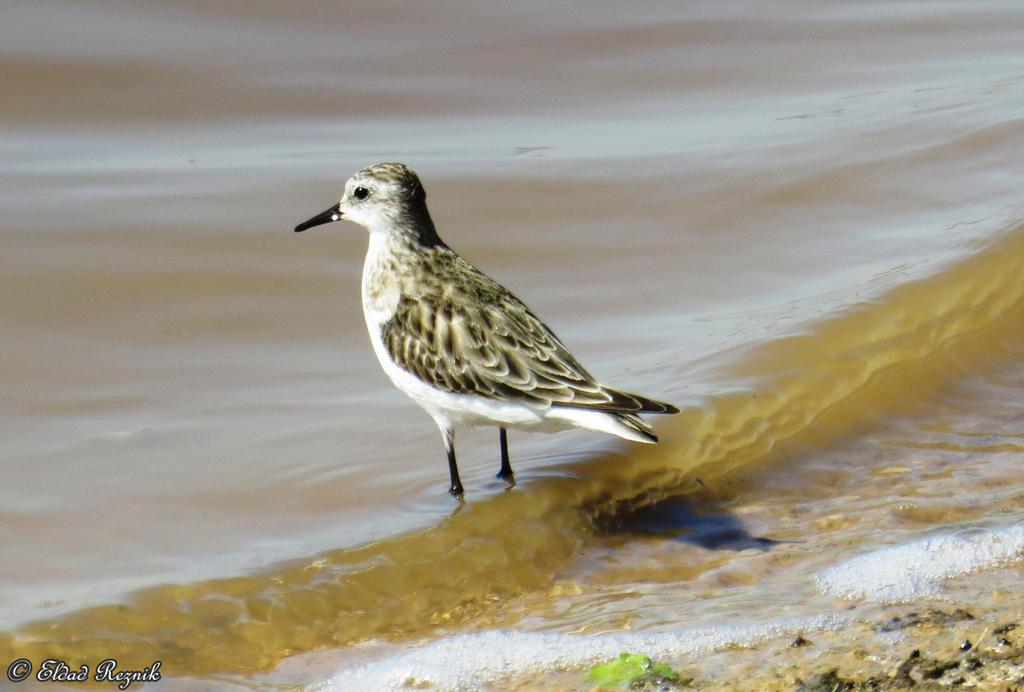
{"left": 449, "top": 483, "right": 465, "bottom": 499}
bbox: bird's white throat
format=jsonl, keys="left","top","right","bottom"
{"left": 361, "top": 230, "right": 403, "bottom": 327}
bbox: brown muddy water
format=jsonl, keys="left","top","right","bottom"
{"left": 2, "top": 1, "right": 1024, "bottom": 689}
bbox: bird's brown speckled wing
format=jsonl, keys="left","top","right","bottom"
{"left": 379, "top": 262, "right": 676, "bottom": 414}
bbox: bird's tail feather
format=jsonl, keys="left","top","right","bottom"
{"left": 546, "top": 407, "right": 660, "bottom": 443}
{"left": 616, "top": 413, "right": 659, "bottom": 443}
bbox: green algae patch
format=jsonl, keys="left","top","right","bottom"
{"left": 585, "top": 652, "right": 686, "bottom": 688}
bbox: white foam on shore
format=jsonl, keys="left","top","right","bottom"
{"left": 816, "top": 525, "right": 1024, "bottom": 601}
{"left": 312, "top": 525, "right": 1024, "bottom": 690}
{"left": 312, "top": 614, "right": 848, "bottom": 691}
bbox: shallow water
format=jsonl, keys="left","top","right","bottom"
{"left": 2, "top": 0, "right": 1024, "bottom": 687}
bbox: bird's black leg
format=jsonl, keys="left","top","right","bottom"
{"left": 443, "top": 428, "right": 464, "bottom": 498}
{"left": 497, "top": 427, "right": 514, "bottom": 480}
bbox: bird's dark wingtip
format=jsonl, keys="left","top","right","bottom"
{"left": 634, "top": 395, "right": 680, "bottom": 415}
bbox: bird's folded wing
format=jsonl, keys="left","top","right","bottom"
{"left": 380, "top": 292, "right": 652, "bottom": 412}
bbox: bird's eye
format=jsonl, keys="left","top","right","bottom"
{"left": 354, "top": 187, "right": 370, "bottom": 200}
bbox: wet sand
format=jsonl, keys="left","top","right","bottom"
{"left": 508, "top": 587, "right": 1024, "bottom": 690}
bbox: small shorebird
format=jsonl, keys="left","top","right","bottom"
{"left": 295, "top": 163, "right": 678, "bottom": 497}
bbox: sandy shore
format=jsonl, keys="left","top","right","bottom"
{"left": 501, "top": 562, "right": 1024, "bottom": 691}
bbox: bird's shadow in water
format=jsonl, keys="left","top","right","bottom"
{"left": 594, "top": 495, "right": 784, "bottom": 551}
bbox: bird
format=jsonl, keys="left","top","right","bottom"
{"left": 294, "top": 162, "right": 678, "bottom": 497}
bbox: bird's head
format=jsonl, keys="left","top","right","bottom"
{"left": 294, "top": 162, "right": 429, "bottom": 234}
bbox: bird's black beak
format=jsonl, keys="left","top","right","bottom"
{"left": 294, "top": 204, "right": 342, "bottom": 233}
